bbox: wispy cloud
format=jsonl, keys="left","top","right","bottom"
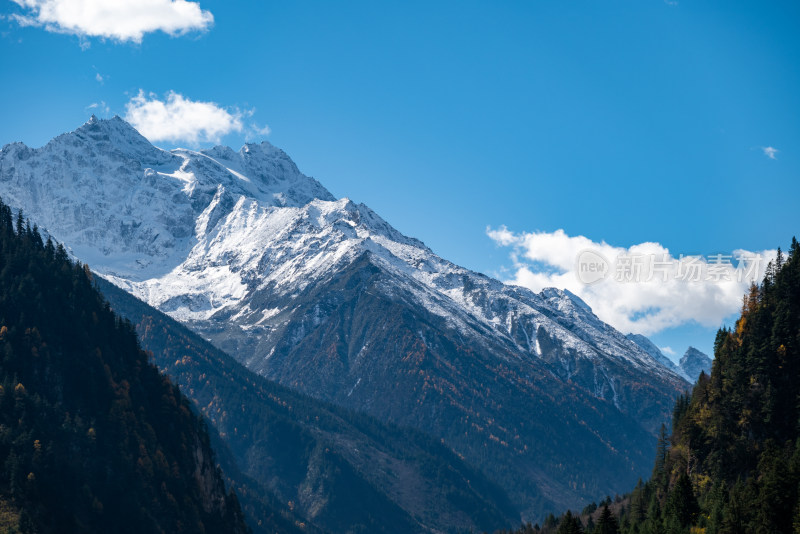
{"left": 86, "top": 101, "right": 110, "bottom": 115}
{"left": 249, "top": 123, "right": 272, "bottom": 138}
{"left": 240, "top": 108, "right": 272, "bottom": 141}
{"left": 124, "top": 90, "right": 246, "bottom": 145}
{"left": 95, "top": 73, "right": 104, "bottom": 84}
{"left": 9, "top": 0, "right": 213, "bottom": 44}
{"left": 762, "top": 146, "right": 779, "bottom": 160}
{"left": 487, "top": 227, "right": 775, "bottom": 336}
{"left": 660, "top": 346, "right": 676, "bottom": 356}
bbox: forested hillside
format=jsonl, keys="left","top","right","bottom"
{"left": 0, "top": 197, "right": 252, "bottom": 533}
{"left": 499, "top": 238, "right": 800, "bottom": 534}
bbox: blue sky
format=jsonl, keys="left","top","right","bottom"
{"left": 2, "top": 0, "right": 798, "bottom": 358}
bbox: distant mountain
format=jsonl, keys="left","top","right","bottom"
{"left": 678, "top": 347, "right": 712, "bottom": 382}
{"left": 626, "top": 336, "right": 712, "bottom": 384}
{"left": 0, "top": 198, "right": 251, "bottom": 533}
{"left": 0, "top": 117, "right": 689, "bottom": 517}
{"left": 96, "top": 276, "right": 518, "bottom": 533}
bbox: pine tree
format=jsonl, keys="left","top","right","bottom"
{"left": 653, "top": 424, "right": 670, "bottom": 489}
{"left": 629, "top": 480, "right": 648, "bottom": 523}
{"left": 704, "top": 480, "right": 727, "bottom": 533}
{"left": 753, "top": 445, "right": 793, "bottom": 534}
{"left": 672, "top": 395, "right": 690, "bottom": 433}
{"left": 595, "top": 504, "right": 620, "bottom": 534}
{"left": 665, "top": 472, "right": 699, "bottom": 528}
{"left": 556, "top": 510, "right": 583, "bottom": 534}
{"left": 720, "top": 479, "right": 748, "bottom": 534}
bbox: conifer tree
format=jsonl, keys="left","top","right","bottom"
{"left": 653, "top": 424, "right": 670, "bottom": 489}
{"left": 556, "top": 510, "right": 583, "bottom": 534}
{"left": 665, "top": 473, "right": 698, "bottom": 528}
{"left": 595, "top": 504, "right": 620, "bottom": 534}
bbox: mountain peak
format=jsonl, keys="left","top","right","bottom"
{"left": 237, "top": 140, "right": 296, "bottom": 169}
{"left": 242, "top": 140, "right": 275, "bottom": 152}
{"left": 0, "top": 118, "right": 337, "bottom": 279}
{"left": 78, "top": 114, "right": 133, "bottom": 131}
{"left": 679, "top": 346, "right": 712, "bottom": 382}
{"left": 56, "top": 115, "right": 173, "bottom": 166}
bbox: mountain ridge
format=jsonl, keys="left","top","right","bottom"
{"left": 0, "top": 117, "right": 690, "bottom": 518}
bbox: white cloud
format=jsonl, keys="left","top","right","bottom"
{"left": 124, "top": 90, "right": 245, "bottom": 145}
{"left": 10, "top": 0, "right": 213, "bottom": 43}
{"left": 762, "top": 146, "right": 779, "bottom": 160}
{"left": 660, "top": 346, "right": 676, "bottom": 356}
{"left": 95, "top": 72, "right": 104, "bottom": 83}
{"left": 486, "top": 225, "right": 518, "bottom": 246}
{"left": 487, "top": 227, "right": 776, "bottom": 336}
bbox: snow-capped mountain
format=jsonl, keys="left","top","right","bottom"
{"left": 0, "top": 117, "right": 689, "bottom": 517}
{"left": 679, "top": 347, "right": 712, "bottom": 382}
{"left": 626, "top": 336, "right": 714, "bottom": 383}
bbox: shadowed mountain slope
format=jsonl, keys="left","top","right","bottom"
{"left": 96, "top": 276, "right": 519, "bottom": 533}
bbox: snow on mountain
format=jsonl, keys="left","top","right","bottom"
{"left": 626, "top": 333, "right": 690, "bottom": 381}
{"left": 0, "top": 116, "right": 689, "bottom": 407}
{"left": 0, "top": 117, "right": 691, "bottom": 516}
{"left": 0, "top": 115, "right": 332, "bottom": 280}
{"left": 679, "top": 347, "right": 712, "bottom": 382}
{"left": 1, "top": 116, "right": 682, "bottom": 385}
{"left": 626, "top": 336, "right": 714, "bottom": 383}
